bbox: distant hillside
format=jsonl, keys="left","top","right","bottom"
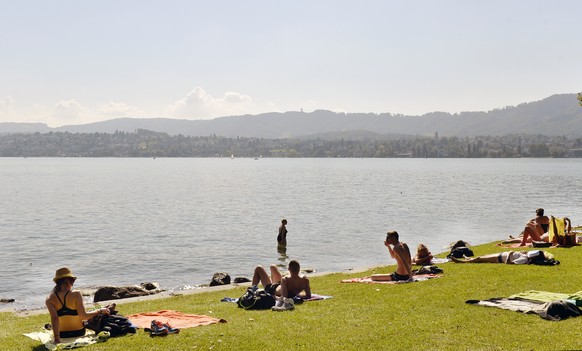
{"left": 1, "top": 93, "right": 581, "bottom": 138}
{"left": 0, "top": 122, "right": 52, "bottom": 134}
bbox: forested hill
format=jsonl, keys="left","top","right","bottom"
{"left": 1, "top": 93, "right": 581, "bottom": 138}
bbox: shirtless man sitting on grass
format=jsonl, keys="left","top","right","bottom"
{"left": 252, "top": 260, "right": 311, "bottom": 311}
{"left": 371, "top": 230, "right": 413, "bottom": 281}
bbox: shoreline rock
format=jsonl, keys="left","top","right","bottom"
{"left": 93, "top": 282, "right": 163, "bottom": 303}
{"left": 209, "top": 272, "right": 231, "bottom": 287}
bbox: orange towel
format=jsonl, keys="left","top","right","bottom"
{"left": 126, "top": 310, "right": 226, "bottom": 329}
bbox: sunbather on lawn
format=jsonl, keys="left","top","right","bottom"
{"left": 451, "top": 250, "right": 557, "bottom": 265}
{"left": 252, "top": 260, "right": 311, "bottom": 298}
{"left": 252, "top": 260, "right": 311, "bottom": 311}
{"left": 412, "top": 243, "right": 434, "bottom": 266}
{"left": 371, "top": 230, "right": 413, "bottom": 281}
{"left": 451, "top": 251, "right": 530, "bottom": 264}
{"left": 503, "top": 208, "right": 550, "bottom": 246}
{"left": 46, "top": 267, "right": 110, "bottom": 344}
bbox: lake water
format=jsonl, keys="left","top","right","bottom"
{"left": 1, "top": 158, "right": 581, "bottom": 311}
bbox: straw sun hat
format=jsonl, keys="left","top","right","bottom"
{"left": 53, "top": 267, "right": 77, "bottom": 283}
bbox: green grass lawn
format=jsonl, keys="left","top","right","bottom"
{"left": 3, "top": 242, "right": 582, "bottom": 351}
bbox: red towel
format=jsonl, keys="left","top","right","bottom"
{"left": 126, "top": 310, "right": 226, "bottom": 329}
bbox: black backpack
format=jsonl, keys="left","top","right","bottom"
{"left": 237, "top": 288, "right": 276, "bottom": 310}
{"left": 447, "top": 246, "right": 474, "bottom": 259}
{"left": 86, "top": 305, "right": 136, "bottom": 337}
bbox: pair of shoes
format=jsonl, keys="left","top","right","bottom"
{"left": 272, "top": 297, "right": 295, "bottom": 311}
{"left": 148, "top": 319, "right": 180, "bottom": 336}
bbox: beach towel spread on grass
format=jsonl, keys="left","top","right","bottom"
{"left": 303, "top": 294, "right": 333, "bottom": 301}
{"left": 509, "top": 290, "right": 582, "bottom": 306}
{"left": 466, "top": 298, "right": 582, "bottom": 321}
{"left": 428, "top": 257, "right": 450, "bottom": 264}
{"left": 24, "top": 329, "right": 105, "bottom": 350}
{"left": 341, "top": 274, "right": 441, "bottom": 284}
{"left": 125, "top": 310, "right": 226, "bottom": 329}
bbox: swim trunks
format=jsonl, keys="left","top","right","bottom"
{"left": 264, "top": 283, "right": 280, "bottom": 295}
{"left": 390, "top": 272, "right": 410, "bottom": 281}
{"left": 498, "top": 251, "right": 528, "bottom": 264}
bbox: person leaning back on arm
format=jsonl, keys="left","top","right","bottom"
{"left": 45, "top": 267, "right": 110, "bottom": 344}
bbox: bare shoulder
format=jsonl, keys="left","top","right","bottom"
{"left": 46, "top": 292, "right": 55, "bottom": 303}
{"left": 60, "top": 290, "right": 83, "bottom": 303}
{"left": 283, "top": 274, "right": 310, "bottom": 284}
{"left": 394, "top": 243, "right": 407, "bottom": 253}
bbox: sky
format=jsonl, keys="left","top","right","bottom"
{"left": 0, "top": 1, "right": 581, "bottom": 127}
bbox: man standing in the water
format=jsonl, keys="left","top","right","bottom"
{"left": 277, "top": 219, "right": 288, "bottom": 247}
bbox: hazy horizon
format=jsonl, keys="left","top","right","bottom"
{"left": 1, "top": 1, "right": 581, "bottom": 128}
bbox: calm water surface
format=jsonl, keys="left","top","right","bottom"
{"left": 1, "top": 158, "right": 581, "bottom": 310}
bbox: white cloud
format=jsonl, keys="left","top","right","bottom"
{"left": 98, "top": 101, "right": 140, "bottom": 116}
{"left": 53, "top": 99, "right": 87, "bottom": 121}
{"left": 0, "top": 96, "right": 15, "bottom": 119}
{"left": 223, "top": 91, "right": 252, "bottom": 104}
{"left": 166, "top": 87, "right": 255, "bottom": 119}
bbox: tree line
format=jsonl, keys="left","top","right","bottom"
{"left": 0, "top": 129, "right": 581, "bottom": 158}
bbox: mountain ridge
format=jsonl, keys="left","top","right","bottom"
{"left": 1, "top": 93, "right": 581, "bottom": 138}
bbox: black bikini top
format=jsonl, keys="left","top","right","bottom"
{"left": 56, "top": 291, "right": 79, "bottom": 317}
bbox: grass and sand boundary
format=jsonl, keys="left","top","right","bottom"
{"left": 2, "top": 241, "right": 581, "bottom": 350}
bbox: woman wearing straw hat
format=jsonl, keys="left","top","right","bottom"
{"left": 45, "top": 267, "right": 109, "bottom": 344}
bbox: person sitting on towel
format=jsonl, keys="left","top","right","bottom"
{"left": 412, "top": 243, "right": 434, "bottom": 266}
{"left": 371, "top": 231, "right": 413, "bottom": 281}
{"left": 503, "top": 208, "right": 550, "bottom": 245}
{"left": 46, "top": 267, "right": 110, "bottom": 344}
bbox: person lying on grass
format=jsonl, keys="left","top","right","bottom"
{"left": 450, "top": 250, "right": 557, "bottom": 265}
{"left": 252, "top": 260, "right": 311, "bottom": 311}
{"left": 371, "top": 230, "right": 413, "bottom": 282}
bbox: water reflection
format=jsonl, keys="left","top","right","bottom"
{"left": 276, "top": 245, "right": 289, "bottom": 268}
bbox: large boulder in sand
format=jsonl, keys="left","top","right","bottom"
{"left": 93, "top": 282, "right": 161, "bottom": 302}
